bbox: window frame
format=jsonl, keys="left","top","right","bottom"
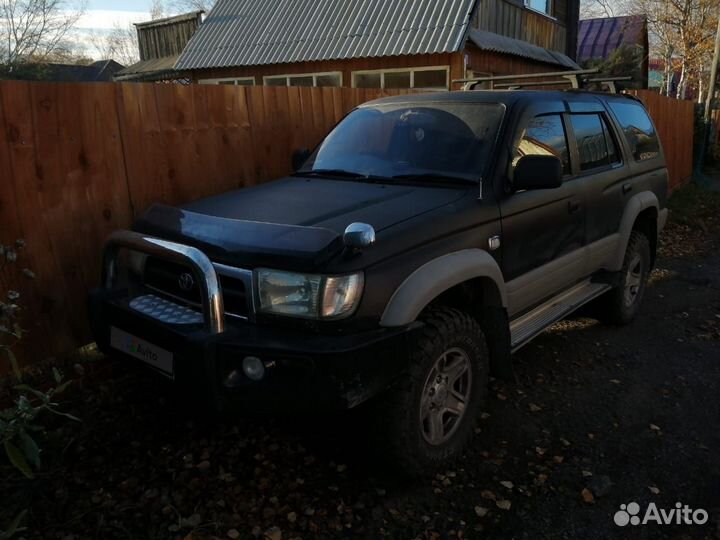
{"left": 523, "top": 0, "right": 556, "bottom": 19}
{"left": 565, "top": 111, "right": 625, "bottom": 176}
{"left": 262, "top": 71, "right": 343, "bottom": 87}
{"left": 198, "top": 77, "right": 256, "bottom": 86}
{"left": 351, "top": 66, "right": 450, "bottom": 90}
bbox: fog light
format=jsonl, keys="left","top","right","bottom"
{"left": 242, "top": 356, "right": 265, "bottom": 381}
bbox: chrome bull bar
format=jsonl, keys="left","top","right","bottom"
{"left": 102, "top": 230, "right": 225, "bottom": 334}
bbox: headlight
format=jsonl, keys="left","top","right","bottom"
{"left": 257, "top": 269, "right": 364, "bottom": 320}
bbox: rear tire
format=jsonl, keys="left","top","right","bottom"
{"left": 595, "top": 230, "right": 651, "bottom": 325}
{"left": 376, "top": 307, "right": 489, "bottom": 477}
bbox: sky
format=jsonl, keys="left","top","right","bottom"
{"left": 76, "top": 0, "right": 151, "bottom": 31}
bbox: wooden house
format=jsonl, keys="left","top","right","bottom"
{"left": 175, "top": 0, "right": 581, "bottom": 90}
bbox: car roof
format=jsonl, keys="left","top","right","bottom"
{"left": 361, "top": 89, "right": 641, "bottom": 108}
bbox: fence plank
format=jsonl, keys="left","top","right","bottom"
{"left": 632, "top": 90, "right": 694, "bottom": 190}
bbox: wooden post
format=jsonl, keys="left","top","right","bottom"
{"left": 704, "top": 16, "right": 720, "bottom": 124}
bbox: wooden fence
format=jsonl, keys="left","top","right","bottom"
{"left": 0, "top": 81, "right": 696, "bottom": 371}
{"left": 0, "top": 81, "right": 412, "bottom": 370}
{"left": 630, "top": 90, "right": 695, "bottom": 191}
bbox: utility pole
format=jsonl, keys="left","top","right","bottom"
{"left": 704, "top": 16, "right": 720, "bottom": 124}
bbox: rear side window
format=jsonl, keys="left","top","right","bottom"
{"left": 515, "top": 114, "right": 570, "bottom": 175}
{"left": 607, "top": 101, "right": 660, "bottom": 161}
{"left": 569, "top": 113, "right": 620, "bottom": 171}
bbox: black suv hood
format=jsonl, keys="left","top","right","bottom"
{"left": 133, "top": 176, "right": 468, "bottom": 270}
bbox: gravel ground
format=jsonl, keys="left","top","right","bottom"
{"left": 2, "top": 185, "right": 720, "bottom": 540}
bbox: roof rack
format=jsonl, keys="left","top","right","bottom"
{"left": 453, "top": 69, "right": 633, "bottom": 93}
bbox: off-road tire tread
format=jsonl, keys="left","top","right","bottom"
{"left": 595, "top": 230, "right": 651, "bottom": 325}
{"left": 377, "top": 307, "right": 488, "bottom": 477}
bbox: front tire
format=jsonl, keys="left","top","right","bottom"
{"left": 378, "top": 307, "right": 489, "bottom": 476}
{"left": 595, "top": 230, "right": 651, "bottom": 325}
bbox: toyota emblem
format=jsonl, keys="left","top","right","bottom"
{"left": 178, "top": 272, "right": 195, "bottom": 291}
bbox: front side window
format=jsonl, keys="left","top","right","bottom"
{"left": 299, "top": 102, "right": 505, "bottom": 183}
{"left": 515, "top": 114, "right": 570, "bottom": 175}
{"left": 607, "top": 101, "right": 660, "bottom": 161}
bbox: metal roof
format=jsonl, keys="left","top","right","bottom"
{"left": 114, "top": 56, "right": 183, "bottom": 81}
{"left": 175, "top": 0, "right": 478, "bottom": 70}
{"left": 577, "top": 15, "right": 647, "bottom": 62}
{"left": 468, "top": 29, "right": 580, "bottom": 69}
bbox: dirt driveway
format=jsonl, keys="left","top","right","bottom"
{"left": 3, "top": 185, "right": 720, "bottom": 540}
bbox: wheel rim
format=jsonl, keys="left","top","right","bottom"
{"left": 419, "top": 347, "right": 472, "bottom": 446}
{"left": 623, "top": 253, "right": 643, "bottom": 307}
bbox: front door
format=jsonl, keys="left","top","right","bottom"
{"left": 500, "top": 112, "right": 585, "bottom": 316}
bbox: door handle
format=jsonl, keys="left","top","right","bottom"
{"left": 622, "top": 183, "right": 633, "bottom": 194}
{"left": 568, "top": 199, "right": 581, "bottom": 214}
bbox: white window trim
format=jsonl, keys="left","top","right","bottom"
{"left": 198, "top": 77, "right": 256, "bottom": 85}
{"left": 262, "top": 71, "right": 343, "bottom": 87}
{"left": 351, "top": 66, "right": 450, "bottom": 90}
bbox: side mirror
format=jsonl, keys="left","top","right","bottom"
{"left": 513, "top": 155, "right": 563, "bottom": 191}
{"left": 292, "top": 148, "right": 311, "bottom": 171}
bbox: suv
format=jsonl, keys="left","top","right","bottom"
{"left": 89, "top": 88, "right": 667, "bottom": 474}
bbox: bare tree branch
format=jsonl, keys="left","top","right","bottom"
{"left": 0, "top": 0, "right": 86, "bottom": 68}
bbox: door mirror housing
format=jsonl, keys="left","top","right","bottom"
{"left": 513, "top": 155, "right": 563, "bottom": 191}
{"left": 292, "top": 148, "right": 311, "bottom": 171}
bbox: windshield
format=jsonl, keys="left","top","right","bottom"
{"left": 298, "top": 102, "right": 505, "bottom": 183}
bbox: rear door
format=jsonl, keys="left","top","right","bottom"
{"left": 563, "top": 98, "right": 628, "bottom": 273}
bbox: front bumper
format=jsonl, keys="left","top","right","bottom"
{"left": 89, "top": 288, "right": 420, "bottom": 411}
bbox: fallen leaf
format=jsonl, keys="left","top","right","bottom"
{"left": 227, "top": 530, "right": 240, "bottom": 540}
{"left": 581, "top": 488, "right": 595, "bottom": 503}
{"left": 535, "top": 447, "right": 547, "bottom": 456}
{"left": 497, "top": 393, "right": 507, "bottom": 401}
{"left": 649, "top": 424, "right": 661, "bottom": 431}
{"left": 496, "top": 499, "right": 512, "bottom": 511}
{"left": 560, "top": 438, "right": 571, "bottom": 447}
{"left": 528, "top": 403, "right": 542, "bottom": 412}
{"left": 648, "top": 486, "right": 660, "bottom": 495}
{"left": 609, "top": 379, "right": 621, "bottom": 384}
{"left": 480, "top": 490, "right": 496, "bottom": 501}
{"left": 474, "top": 506, "right": 489, "bottom": 517}
{"left": 500, "top": 481, "right": 514, "bottom": 490}
{"left": 553, "top": 456, "right": 564, "bottom": 464}
{"left": 582, "top": 470, "right": 593, "bottom": 477}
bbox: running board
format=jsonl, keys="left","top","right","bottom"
{"left": 509, "top": 281, "right": 611, "bottom": 352}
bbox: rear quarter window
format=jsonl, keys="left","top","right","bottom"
{"left": 607, "top": 101, "right": 660, "bottom": 161}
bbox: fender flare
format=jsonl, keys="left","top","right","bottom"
{"left": 380, "top": 249, "right": 507, "bottom": 327}
{"left": 610, "top": 191, "right": 659, "bottom": 271}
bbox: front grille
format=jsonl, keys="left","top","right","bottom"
{"left": 143, "top": 257, "right": 250, "bottom": 320}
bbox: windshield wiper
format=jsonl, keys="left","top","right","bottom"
{"left": 390, "top": 173, "right": 477, "bottom": 185}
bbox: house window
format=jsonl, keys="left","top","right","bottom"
{"left": 525, "top": 0, "right": 552, "bottom": 16}
{"left": 263, "top": 72, "right": 342, "bottom": 87}
{"left": 198, "top": 77, "right": 256, "bottom": 86}
{"left": 351, "top": 67, "right": 449, "bottom": 90}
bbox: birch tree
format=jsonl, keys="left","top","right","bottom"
{"left": 0, "top": 0, "right": 86, "bottom": 68}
